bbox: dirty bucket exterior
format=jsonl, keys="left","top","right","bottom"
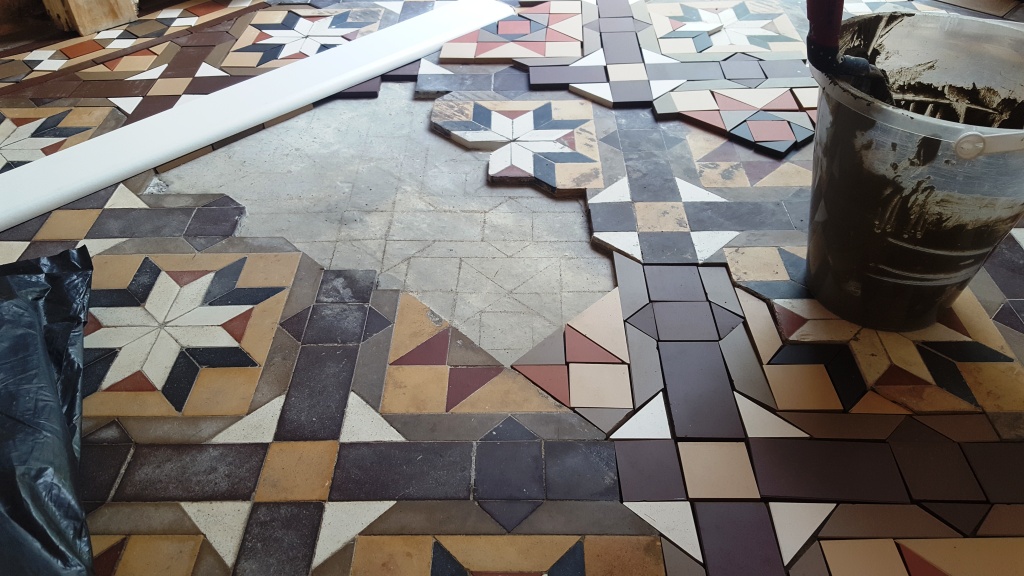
{"left": 806, "top": 12, "right": 1024, "bottom": 331}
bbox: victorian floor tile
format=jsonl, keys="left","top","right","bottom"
{"left": 275, "top": 345, "right": 356, "bottom": 441}
{"left": 477, "top": 500, "right": 543, "bottom": 531}
{"left": 719, "top": 325, "right": 777, "bottom": 409}
{"left": 763, "top": 364, "right": 843, "bottom": 411}
{"left": 661, "top": 538, "right": 705, "bottom": 576}
{"left": 977, "top": 505, "right": 1024, "bottom": 536}
{"left": 694, "top": 502, "right": 786, "bottom": 576}
{"left": 614, "top": 251, "right": 650, "bottom": 316}
{"left": 330, "top": 442, "right": 473, "bottom": 500}
{"left": 434, "top": 535, "right": 580, "bottom": 572}
{"left": 361, "top": 501, "right": 504, "bottom": 535}
{"left": 567, "top": 288, "right": 629, "bottom": 361}
{"left": 788, "top": 542, "right": 829, "bottom": 576}
{"left": 961, "top": 443, "right": 1024, "bottom": 503}
{"left": 734, "top": 393, "right": 804, "bottom": 437}
{"left": 897, "top": 538, "right": 1024, "bottom": 576}
{"left": 768, "top": 502, "right": 835, "bottom": 565}
{"left": 678, "top": 441, "right": 760, "bottom": 499}
{"left": 818, "top": 505, "right": 961, "bottom": 539}
{"left": 922, "top": 502, "right": 992, "bottom": 536}
{"left": 585, "top": 535, "right": 667, "bottom": 576}
{"left": 611, "top": 391, "right": 670, "bottom": 439}
{"left": 79, "top": 443, "right": 133, "bottom": 506}
{"left": 569, "top": 363, "right": 632, "bottom": 408}
{"left": 544, "top": 441, "right": 619, "bottom": 500}
{"left": 475, "top": 441, "right": 545, "bottom": 500}
{"left": 779, "top": 413, "right": 904, "bottom": 440}
{"left": 653, "top": 302, "right": 718, "bottom": 341}
{"left": 114, "top": 444, "right": 267, "bottom": 501}
{"left": 644, "top": 264, "right": 703, "bottom": 302}
{"left": 113, "top": 535, "right": 203, "bottom": 576}
{"left": 451, "top": 369, "right": 567, "bottom": 413}
{"left": 661, "top": 341, "right": 744, "bottom": 438}
{"left": 820, "top": 539, "right": 909, "bottom": 576}
{"left": 254, "top": 440, "right": 339, "bottom": 502}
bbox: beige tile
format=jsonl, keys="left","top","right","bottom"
{"left": 91, "top": 534, "right": 125, "bottom": 556}
{"left": 764, "top": 364, "right": 843, "bottom": 411}
{"left": 182, "top": 367, "right": 260, "bottom": 416}
{"left": 951, "top": 289, "right": 1015, "bottom": 358}
{"left": 607, "top": 63, "right": 648, "bottom": 81}
{"left": 34, "top": 209, "right": 101, "bottom": 241}
{"left": 878, "top": 332, "right": 934, "bottom": 384}
{"left": 584, "top": 536, "right": 666, "bottom": 576}
{"left": 380, "top": 366, "right": 449, "bottom": 414}
{"left": 114, "top": 535, "right": 203, "bottom": 576}
{"left": 698, "top": 162, "right": 751, "bottom": 188}
{"left": 737, "top": 289, "right": 782, "bottom": 363}
{"left": 451, "top": 369, "right": 566, "bottom": 413}
{"left": 773, "top": 299, "right": 836, "bottom": 320}
{"left": 959, "top": 362, "right": 1024, "bottom": 412}
{"left": 753, "top": 162, "right": 812, "bottom": 187}
{"left": 240, "top": 291, "right": 288, "bottom": 365}
{"left": 678, "top": 441, "right": 760, "bottom": 499}
{"left": 790, "top": 319, "right": 861, "bottom": 343}
{"left": 567, "top": 288, "right": 629, "bottom": 362}
{"left": 821, "top": 539, "right": 908, "bottom": 576}
{"left": 83, "top": 391, "right": 180, "bottom": 417}
{"left": 236, "top": 252, "right": 301, "bottom": 288}
{"left": 724, "top": 247, "right": 787, "bottom": 282}
{"left": 850, "top": 391, "right": 912, "bottom": 414}
{"left": 555, "top": 160, "right": 603, "bottom": 189}
{"left": 897, "top": 538, "right": 1024, "bottom": 576}
{"left": 635, "top": 202, "right": 689, "bottom": 232}
{"left": 435, "top": 536, "right": 579, "bottom": 572}
{"left": 874, "top": 385, "right": 981, "bottom": 414}
{"left": 569, "top": 363, "right": 632, "bottom": 408}
{"left": 350, "top": 536, "right": 433, "bottom": 576}
{"left": 389, "top": 293, "right": 449, "bottom": 363}
{"left": 850, "top": 329, "right": 890, "bottom": 385}
{"left": 254, "top": 441, "right": 338, "bottom": 502}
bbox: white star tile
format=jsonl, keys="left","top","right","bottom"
{"left": 169, "top": 304, "right": 251, "bottom": 327}
{"left": 145, "top": 272, "right": 180, "bottom": 323}
{"left": 91, "top": 307, "right": 159, "bottom": 327}
{"left": 164, "top": 326, "right": 238, "bottom": 347}
{"left": 165, "top": 273, "right": 215, "bottom": 323}
{"left": 101, "top": 329, "right": 159, "bottom": 388}
{"left": 86, "top": 326, "right": 157, "bottom": 349}
{"left": 142, "top": 330, "right": 181, "bottom": 390}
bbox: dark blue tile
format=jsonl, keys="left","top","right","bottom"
{"left": 475, "top": 441, "right": 544, "bottom": 500}
{"left": 544, "top": 441, "right": 619, "bottom": 500}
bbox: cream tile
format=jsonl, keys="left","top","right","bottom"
{"left": 607, "top": 63, "right": 648, "bottom": 81}
{"left": 821, "top": 539, "right": 908, "bottom": 576}
{"left": 737, "top": 289, "right": 782, "bottom": 363}
{"left": 635, "top": 202, "right": 689, "bottom": 232}
{"left": 208, "top": 396, "right": 284, "bottom": 443}
{"left": 339, "top": 392, "right": 405, "bottom": 442}
{"left": 769, "top": 502, "right": 835, "bottom": 564}
{"left": 764, "top": 364, "right": 843, "bottom": 411}
{"left": 952, "top": 289, "right": 1016, "bottom": 358}
{"left": 789, "top": 319, "right": 861, "bottom": 343}
{"left": 678, "top": 441, "right": 760, "bottom": 499}
{"left": 569, "top": 363, "right": 633, "bottom": 408}
{"left": 698, "top": 162, "right": 751, "bottom": 188}
{"left": 850, "top": 329, "right": 890, "bottom": 385}
{"left": 610, "top": 392, "right": 671, "bottom": 439}
{"left": 180, "top": 502, "right": 250, "bottom": 567}
{"left": 874, "top": 385, "right": 981, "bottom": 414}
{"left": 724, "top": 247, "right": 787, "bottom": 282}
{"left": 566, "top": 288, "right": 629, "bottom": 362}
{"left": 624, "top": 502, "right": 701, "bottom": 562}
{"left": 734, "top": 392, "right": 807, "bottom": 437}
{"left": 314, "top": 502, "right": 397, "bottom": 568}
{"left": 0, "top": 241, "right": 28, "bottom": 264}
{"left": 850, "top": 391, "right": 912, "bottom": 414}
{"left": 389, "top": 293, "right": 449, "bottom": 363}
{"left": 878, "top": 332, "right": 935, "bottom": 384}
{"left": 959, "top": 362, "right": 1024, "bottom": 412}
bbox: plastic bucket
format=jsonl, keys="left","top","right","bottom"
{"left": 806, "top": 12, "right": 1024, "bottom": 331}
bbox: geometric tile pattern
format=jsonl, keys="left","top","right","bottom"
{"left": 0, "top": 108, "right": 102, "bottom": 173}
{"left": 431, "top": 95, "right": 603, "bottom": 195}
{"left": 440, "top": 1, "right": 583, "bottom": 62}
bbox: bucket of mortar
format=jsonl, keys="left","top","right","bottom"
{"left": 806, "top": 12, "right": 1024, "bottom": 331}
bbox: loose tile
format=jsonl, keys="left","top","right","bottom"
{"left": 276, "top": 345, "right": 356, "bottom": 440}
{"left": 362, "top": 501, "right": 504, "bottom": 535}
{"left": 113, "top": 535, "right": 203, "bottom": 576}
{"left": 922, "top": 502, "right": 992, "bottom": 536}
{"left": 312, "top": 502, "right": 396, "bottom": 570}
{"left": 898, "top": 538, "right": 1024, "bottom": 576}
{"left": 475, "top": 441, "right": 544, "bottom": 500}
{"left": 678, "top": 441, "right": 760, "bottom": 499}
{"left": 477, "top": 500, "right": 543, "bottom": 532}
{"left": 820, "top": 540, "right": 909, "bottom": 576}
{"left": 434, "top": 535, "right": 579, "bottom": 572}
{"left": 763, "top": 364, "right": 843, "bottom": 411}
{"left": 584, "top": 535, "right": 667, "bottom": 576}
{"left": 644, "top": 265, "right": 703, "bottom": 302}
{"left": 660, "top": 537, "right": 705, "bottom": 576}
{"left": 615, "top": 440, "right": 687, "bottom": 501}
{"left": 611, "top": 392, "right": 671, "bottom": 439}
{"left": 544, "top": 441, "right": 619, "bottom": 500}
{"left": 822, "top": 504, "right": 963, "bottom": 539}
{"left": 349, "top": 535, "right": 433, "bottom": 576}
{"left": 660, "top": 341, "right": 744, "bottom": 438}
{"left": 719, "top": 326, "right": 777, "bottom": 409}
{"left": 653, "top": 302, "right": 718, "bottom": 341}
{"left": 567, "top": 288, "right": 629, "bottom": 362}
{"left": 514, "top": 501, "right": 659, "bottom": 535}
{"left": 452, "top": 369, "right": 566, "bottom": 413}
{"left": 977, "top": 505, "right": 1024, "bottom": 536}
{"left": 768, "top": 502, "right": 836, "bottom": 565}
{"left": 569, "top": 363, "right": 633, "bottom": 408}
{"left": 694, "top": 502, "right": 786, "bottom": 576}
{"left": 962, "top": 442, "right": 1024, "bottom": 503}
{"left": 734, "top": 393, "right": 805, "bottom": 437}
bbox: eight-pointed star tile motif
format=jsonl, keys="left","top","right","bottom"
{"left": 85, "top": 257, "right": 284, "bottom": 411}
{"left": 232, "top": 8, "right": 384, "bottom": 67}
{"left": 0, "top": 110, "right": 90, "bottom": 173}
{"left": 648, "top": 1, "right": 805, "bottom": 59}
{"left": 431, "top": 98, "right": 603, "bottom": 194}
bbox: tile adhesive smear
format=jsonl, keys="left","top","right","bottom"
{"left": 0, "top": 0, "right": 515, "bottom": 232}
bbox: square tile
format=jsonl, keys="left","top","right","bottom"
{"left": 380, "top": 366, "right": 449, "bottom": 414}
{"left": 607, "top": 63, "right": 648, "bottom": 82}
{"left": 569, "top": 363, "right": 633, "bottom": 408}
{"left": 614, "top": 440, "right": 687, "bottom": 501}
{"left": 820, "top": 539, "right": 909, "bottom": 576}
{"left": 303, "top": 304, "right": 368, "bottom": 344}
{"left": 475, "top": 441, "right": 544, "bottom": 500}
{"left": 638, "top": 232, "right": 698, "bottom": 264}
{"left": 678, "top": 441, "right": 760, "bottom": 499}
{"left": 545, "top": 441, "right": 619, "bottom": 500}
{"left": 316, "top": 269, "right": 376, "bottom": 303}
{"left": 644, "top": 265, "right": 704, "bottom": 302}
{"left": 635, "top": 202, "right": 689, "bottom": 232}
{"left": 747, "top": 120, "right": 795, "bottom": 142}
{"left": 255, "top": 441, "right": 339, "bottom": 502}
{"left": 584, "top": 536, "right": 667, "bottom": 576}
{"left": 589, "top": 202, "right": 638, "bottom": 233}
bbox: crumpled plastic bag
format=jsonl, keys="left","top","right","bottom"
{"left": 0, "top": 247, "right": 95, "bottom": 576}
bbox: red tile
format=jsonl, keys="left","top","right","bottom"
{"left": 93, "top": 538, "right": 127, "bottom": 576}
{"left": 747, "top": 120, "right": 795, "bottom": 142}
{"left": 106, "top": 371, "right": 157, "bottom": 391}
{"left": 875, "top": 365, "right": 932, "bottom": 387}
{"left": 188, "top": 1, "right": 224, "bottom": 16}
{"left": 166, "top": 270, "right": 212, "bottom": 285}
{"left": 774, "top": 305, "right": 807, "bottom": 338}
{"left": 392, "top": 329, "right": 451, "bottom": 365}
{"left": 714, "top": 93, "right": 756, "bottom": 111}
{"left": 61, "top": 39, "right": 103, "bottom": 59}
{"left": 514, "top": 365, "right": 570, "bottom": 406}
{"left": 565, "top": 326, "right": 621, "bottom": 364}
{"left": 898, "top": 543, "right": 949, "bottom": 576}
{"left": 498, "top": 20, "right": 531, "bottom": 35}
{"left": 763, "top": 91, "right": 800, "bottom": 111}
{"left": 545, "top": 29, "right": 578, "bottom": 42}
{"left": 41, "top": 141, "right": 65, "bottom": 156}
{"left": 446, "top": 366, "right": 503, "bottom": 410}
{"left": 681, "top": 111, "right": 726, "bottom": 130}
{"left": 222, "top": 308, "right": 253, "bottom": 343}
{"left": 85, "top": 312, "right": 102, "bottom": 336}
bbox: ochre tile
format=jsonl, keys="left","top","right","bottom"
{"left": 91, "top": 534, "right": 125, "bottom": 556}
{"left": 113, "top": 535, "right": 203, "bottom": 576}
{"left": 389, "top": 294, "right": 449, "bottom": 363}
{"left": 878, "top": 332, "right": 934, "bottom": 384}
{"left": 821, "top": 539, "right": 908, "bottom": 576}
{"left": 738, "top": 289, "right": 783, "bottom": 363}
{"left": 380, "top": 366, "right": 449, "bottom": 414}
{"left": 567, "top": 288, "right": 629, "bottom": 362}
{"left": 724, "top": 247, "right": 787, "bottom": 282}
{"left": 435, "top": 536, "right": 579, "bottom": 572}
{"left": 84, "top": 391, "right": 179, "bottom": 417}
{"left": 239, "top": 291, "right": 288, "bottom": 365}
{"left": 584, "top": 536, "right": 666, "bottom": 576}
{"left": 350, "top": 536, "right": 433, "bottom": 576}
{"left": 182, "top": 367, "right": 260, "bottom": 416}
{"left": 451, "top": 369, "right": 566, "bottom": 413}
{"left": 255, "top": 441, "right": 338, "bottom": 502}
{"left": 951, "top": 289, "right": 1016, "bottom": 358}
{"left": 764, "top": 365, "right": 842, "bottom": 411}
{"left": 874, "top": 385, "right": 981, "bottom": 414}
{"left": 850, "top": 329, "right": 890, "bottom": 385}
{"left": 897, "top": 538, "right": 1024, "bottom": 576}
{"left": 635, "top": 202, "right": 689, "bottom": 232}
{"left": 148, "top": 77, "right": 191, "bottom": 96}
{"left": 850, "top": 391, "right": 912, "bottom": 414}
{"left": 678, "top": 441, "right": 760, "bottom": 499}
{"left": 959, "top": 362, "right": 1024, "bottom": 412}
{"left": 698, "top": 162, "right": 751, "bottom": 188}
{"left": 236, "top": 252, "right": 302, "bottom": 288}
{"left": 34, "top": 209, "right": 102, "bottom": 241}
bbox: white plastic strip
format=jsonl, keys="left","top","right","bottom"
{"left": 0, "top": 0, "right": 513, "bottom": 231}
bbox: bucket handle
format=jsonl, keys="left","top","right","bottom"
{"left": 955, "top": 131, "right": 1024, "bottom": 160}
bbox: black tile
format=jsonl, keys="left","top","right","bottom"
{"left": 475, "top": 441, "right": 544, "bottom": 500}
{"left": 920, "top": 341, "right": 1014, "bottom": 363}
{"left": 660, "top": 342, "right": 745, "bottom": 438}
{"left": 114, "top": 444, "right": 267, "bottom": 501}
{"left": 614, "top": 440, "right": 687, "bottom": 501}
{"left": 481, "top": 417, "right": 538, "bottom": 441}
{"left": 79, "top": 443, "right": 132, "bottom": 503}
{"left": 62, "top": 186, "right": 116, "bottom": 209}
{"left": 280, "top": 306, "right": 310, "bottom": 341}
{"left": 644, "top": 265, "right": 704, "bottom": 301}
{"left": 890, "top": 441, "right": 986, "bottom": 502}
{"left": 203, "top": 257, "right": 245, "bottom": 304}
{"left": 778, "top": 248, "right": 807, "bottom": 283}
{"left": 602, "top": 32, "right": 643, "bottom": 64}
{"left": 234, "top": 502, "right": 322, "bottom": 576}
{"left": 694, "top": 502, "right": 786, "bottom": 576}
{"left": 547, "top": 541, "right": 585, "bottom": 573}
{"left": 208, "top": 287, "right": 285, "bottom": 306}
{"left": 917, "top": 346, "right": 980, "bottom": 407}
{"left": 186, "top": 347, "right": 257, "bottom": 368}
{"left": 161, "top": 351, "right": 201, "bottom": 411}
{"left": 83, "top": 420, "right": 132, "bottom": 444}
{"left": 597, "top": 0, "right": 632, "bottom": 18}
{"left": 317, "top": 269, "right": 376, "bottom": 303}
{"left": 530, "top": 65, "right": 607, "bottom": 88}
{"left": 962, "top": 443, "right": 1024, "bottom": 503}
{"left": 639, "top": 232, "right": 698, "bottom": 264}
{"left": 769, "top": 344, "right": 844, "bottom": 365}
{"left": 275, "top": 345, "right": 357, "bottom": 441}
{"left": 184, "top": 206, "right": 244, "bottom": 237}
{"left": 825, "top": 348, "right": 869, "bottom": 411}
{"left": 749, "top": 439, "right": 910, "bottom": 503}
{"left": 362, "top": 307, "right": 391, "bottom": 342}
{"left": 684, "top": 202, "right": 794, "bottom": 231}
{"left": 303, "top": 304, "right": 368, "bottom": 345}
{"left": 383, "top": 60, "right": 420, "bottom": 81}
{"left": 89, "top": 288, "right": 139, "bottom": 308}
{"left": 431, "top": 540, "right": 471, "bottom": 574}
{"left": 86, "top": 208, "right": 196, "bottom": 238}
{"left": 331, "top": 442, "right": 473, "bottom": 500}
{"left": 477, "top": 500, "right": 542, "bottom": 532}
{"left": 82, "top": 353, "right": 116, "bottom": 396}
{"left": 544, "top": 441, "right": 619, "bottom": 500}
{"left": 653, "top": 301, "right": 719, "bottom": 341}
{"left": 738, "top": 280, "right": 812, "bottom": 299}
{"left": 589, "top": 202, "right": 637, "bottom": 232}
{"left": 19, "top": 241, "right": 79, "bottom": 260}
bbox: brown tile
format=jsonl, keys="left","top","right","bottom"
{"left": 694, "top": 502, "right": 786, "bottom": 576}
{"left": 661, "top": 341, "right": 744, "bottom": 439}
{"left": 977, "top": 505, "right": 1024, "bottom": 536}
{"left": 820, "top": 540, "right": 908, "bottom": 576}
{"left": 874, "top": 384, "right": 981, "bottom": 414}
{"left": 389, "top": 293, "right": 448, "bottom": 363}
{"left": 435, "top": 536, "right": 579, "bottom": 572}
{"left": 154, "top": 144, "right": 210, "bottom": 171}
{"left": 959, "top": 361, "right": 1024, "bottom": 412}
{"left": 62, "top": 39, "right": 104, "bottom": 59}
{"left": 920, "top": 502, "right": 991, "bottom": 536}
{"left": 913, "top": 414, "right": 1000, "bottom": 442}
{"left": 615, "top": 440, "right": 687, "bottom": 502}
{"left": 113, "top": 535, "right": 203, "bottom": 576}
{"left": 71, "top": 79, "right": 155, "bottom": 98}
{"left": 891, "top": 440, "right": 986, "bottom": 501}
{"left": 148, "top": 77, "right": 191, "bottom": 96}
{"left": 350, "top": 535, "right": 433, "bottom": 576}
{"left": 380, "top": 366, "right": 449, "bottom": 414}
{"left": 87, "top": 502, "right": 199, "bottom": 535}
{"left": 254, "top": 441, "right": 338, "bottom": 502}
{"left": 584, "top": 536, "right": 666, "bottom": 576}
{"left": 897, "top": 538, "right": 1024, "bottom": 575}
{"left": 962, "top": 442, "right": 1024, "bottom": 503}
{"left": 678, "top": 442, "right": 759, "bottom": 499}
{"left": 33, "top": 209, "right": 101, "bottom": 241}
{"left": 780, "top": 413, "right": 904, "bottom": 439}
{"left": 818, "top": 504, "right": 961, "bottom": 539}
{"left": 450, "top": 369, "right": 565, "bottom": 414}
{"left": 764, "top": 365, "right": 843, "bottom": 411}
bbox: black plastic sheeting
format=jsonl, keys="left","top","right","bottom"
{"left": 0, "top": 247, "right": 95, "bottom": 576}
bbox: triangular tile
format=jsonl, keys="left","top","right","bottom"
{"left": 625, "top": 502, "right": 702, "bottom": 562}
{"left": 477, "top": 500, "right": 542, "bottom": 532}
{"left": 564, "top": 325, "right": 621, "bottom": 363}
{"left": 691, "top": 231, "right": 739, "bottom": 262}
{"left": 448, "top": 327, "right": 501, "bottom": 366}
{"left": 84, "top": 420, "right": 132, "bottom": 444}
{"left": 626, "top": 303, "right": 658, "bottom": 340}
{"left": 681, "top": 110, "right": 727, "bottom": 130}
{"left": 208, "top": 396, "right": 284, "bottom": 443}
{"left": 431, "top": 539, "right": 471, "bottom": 575}
{"left": 547, "top": 540, "right": 585, "bottom": 576}
{"left": 569, "top": 82, "right": 614, "bottom": 107}
{"left": 513, "top": 329, "right": 566, "bottom": 365}
{"left": 661, "top": 538, "right": 705, "bottom": 576}
{"left": 850, "top": 391, "right": 912, "bottom": 414}
{"left": 313, "top": 502, "right": 397, "bottom": 568}
{"left": 127, "top": 63, "right": 166, "bottom": 80}
{"left": 182, "top": 502, "right": 251, "bottom": 566}
{"left": 340, "top": 392, "right": 405, "bottom": 442}
{"left": 576, "top": 407, "right": 631, "bottom": 432}
{"left": 594, "top": 232, "right": 643, "bottom": 262}
{"left": 571, "top": 48, "right": 605, "bottom": 67}
{"left": 590, "top": 177, "right": 631, "bottom": 203}
{"left": 389, "top": 293, "right": 449, "bottom": 362}
{"left": 874, "top": 364, "right": 934, "bottom": 387}
{"left": 675, "top": 178, "right": 727, "bottom": 202}
{"left": 712, "top": 302, "right": 744, "bottom": 338}
{"left": 898, "top": 543, "right": 952, "bottom": 576}
{"left": 610, "top": 392, "right": 671, "bottom": 439}
{"left": 418, "top": 59, "right": 453, "bottom": 75}
{"left": 789, "top": 542, "right": 829, "bottom": 576}
{"left": 920, "top": 502, "right": 991, "bottom": 536}
{"left": 567, "top": 289, "right": 629, "bottom": 362}
{"left": 104, "top": 184, "right": 148, "bottom": 208}
{"left": 93, "top": 537, "right": 127, "bottom": 576}
{"left": 734, "top": 393, "right": 806, "bottom": 437}
{"left": 362, "top": 307, "right": 391, "bottom": 342}
{"left": 514, "top": 364, "right": 570, "bottom": 406}
{"left": 280, "top": 306, "right": 310, "bottom": 342}
{"left": 447, "top": 366, "right": 504, "bottom": 411}
{"left": 195, "top": 62, "right": 228, "bottom": 77}
{"left": 480, "top": 416, "right": 539, "bottom": 441}
{"left": 774, "top": 304, "right": 808, "bottom": 338}
{"left": 109, "top": 97, "right": 143, "bottom": 115}
{"left": 392, "top": 328, "right": 451, "bottom": 365}
{"left": 222, "top": 308, "right": 253, "bottom": 343}
{"left": 451, "top": 370, "right": 565, "bottom": 413}
{"left": 107, "top": 371, "right": 157, "bottom": 391}
{"left": 720, "top": 110, "right": 756, "bottom": 130}
{"left": 768, "top": 502, "right": 835, "bottom": 564}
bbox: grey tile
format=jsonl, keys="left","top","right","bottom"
{"left": 609, "top": 80, "right": 654, "bottom": 104}
{"left": 475, "top": 441, "right": 544, "bottom": 500}
{"left": 719, "top": 326, "right": 776, "bottom": 409}
{"left": 589, "top": 202, "right": 637, "bottom": 233}
{"left": 645, "top": 265, "right": 704, "bottom": 301}
{"left": 602, "top": 32, "right": 643, "bottom": 64}
{"left": 184, "top": 206, "right": 244, "bottom": 237}
{"left": 384, "top": 413, "right": 506, "bottom": 441}
{"left": 234, "top": 502, "right": 322, "bottom": 576}
{"left": 275, "top": 345, "right": 357, "bottom": 441}
{"left": 331, "top": 442, "right": 474, "bottom": 500}
{"left": 699, "top": 266, "right": 742, "bottom": 316}
{"left": 350, "top": 326, "right": 392, "bottom": 410}
{"left": 695, "top": 502, "right": 786, "bottom": 576}
{"left": 597, "top": 0, "right": 633, "bottom": 18}
{"left": 302, "top": 304, "right": 368, "bottom": 344}
{"left": 317, "top": 269, "right": 376, "bottom": 303}
{"left": 512, "top": 412, "right": 606, "bottom": 440}
{"left": 626, "top": 325, "right": 663, "bottom": 406}
{"left": 661, "top": 341, "right": 745, "bottom": 438}
{"left": 614, "top": 251, "right": 649, "bottom": 317}
{"left": 639, "top": 232, "right": 698, "bottom": 264}
{"left": 513, "top": 501, "right": 659, "bottom": 535}
{"left": 685, "top": 202, "right": 795, "bottom": 232}
{"left": 653, "top": 301, "right": 719, "bottom": 341}
{"left": 530, "top": 65, "right": 608, "bottom": 88}
{"left": 362, "top": 501, "right": 505, "bottom": 534}
{"left": 86, "top": 208, "right": 195, "bottom": 238}
{"left": 544, "top": 441, "right": 619, "bottom": 500}
{"left": 114, "top": 444, "right": 267, "bottom": 501}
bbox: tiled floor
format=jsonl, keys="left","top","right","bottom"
{"left": 3, "top": 0, "right": 1024, "bottom": 575}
